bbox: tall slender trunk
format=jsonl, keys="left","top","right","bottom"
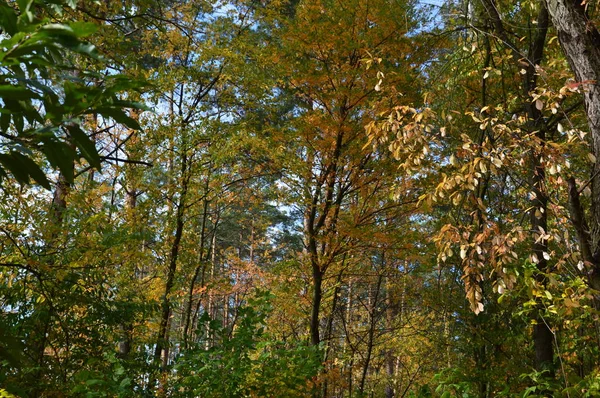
{"left": 205, "top": 228, "right": 217, "bottom": 348}
{"left": 482, "top": 0, "right": 553, "bottom": 375}
{"left": 311, "top": 264, "right": 324, "bottom": 346}
{"left": 322, "top": 265, "right": 345, "bottom": 398}
{"left": 118, "top": 177, "right": 138, "bottom": 358}
{"left": 359, "top": 274, "right": 383, "bottom": 396}
{"left": 183, "top": 179, "right": 210, "bottom": 347}
{"left": 153, "top": 151, "right": 189, "bottom": 369}
{"left": 385, "top": 274, "right": 396, "bottom": 398}
{"left": 547, "top": 0, "right": 600, "bottom": 375}
{"left": 531, "top": 130, "right": 554, "bottom": 374}
{"left": 524, "top": 4, "right": 553, "bottom": 375}
{"left": 345, "top": 279, "right": 354, "bottom": 396}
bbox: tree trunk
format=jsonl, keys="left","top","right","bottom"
{"left": 183, "top": 185, "right": 210, "bottom": 347}
{"left": 359, "top": 274, "right": 383, "bottom": 396}
{"left": 311, "top": 264, "right": 323, "bottom": 346}
{"left": 546, "top": 0, "right": 600, "bottom": 289}
{"left": 482, "top": 0, "right": 554, "bottom": 375}
{"left": 153, "top": 150, "right": 189, "bottom": 374}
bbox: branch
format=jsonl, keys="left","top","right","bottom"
{"left": 100, "top": 156, "right": 153, "bottom": 166}
{"left": 0, "top": 262, "right": 42, "bottom": 279}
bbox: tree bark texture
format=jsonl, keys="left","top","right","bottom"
{"left": 546, "top": 0, "right": 600, "bottom": 289}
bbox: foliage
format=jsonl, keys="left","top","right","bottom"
{"left": 0, "top": 0, "right": 144, "bottom": 188}
{"left": 172, "top": 291, "right": 321, "bottom": 397}
{"left": 2, "top": 0, "right": 600, "bottom": 397}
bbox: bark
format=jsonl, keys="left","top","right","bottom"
{"left": 118, "top": 182, "right": 138, "bottom": 359}
{"left": 310, "top": 264, "right": 324, "bottom": 346}
{"left": 205, "top": 228, "right": 217, "bottom": 348}
{"left": 117, "top": 323, "right": 132, "bottom": 358}
{"left": 31, "top": 165, "right": 73, "bottom": 396}
{"left": 546, "top": 0, "right": 600, "bottom": 287}
{"left": 304, "top": 124, "right": 345, "bottom": 348}
{"left": 182, "top": 181, "right": 210, "bottom": 347}
{"left": 153, "top": 151, "right": 189, "bottom": 368}
{"left": 359, "top": 274, "right": 383, "bottom": 396}
{"left": 385, "top": 274, "right": 396, "bottom": 398}
{"left": 322, "top": 267, "right": 344, "bottom": 398}
{"left": 527, "top": 3, "right": 555, "bottom": 377}
{"left": 50, "top": 173, "right": 69, "bottom": 229}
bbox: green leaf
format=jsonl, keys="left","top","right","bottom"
{"left": 63, "top": 80, "right": 88, "bottom": 112}
{"left": 95, "top": 107, "right": 142, "bottom": 130}
{"left": 42, "top": 137, "right": 75, "bottom": 182}
{"left": 0, "top": 85, "right": 40, "bottom": 100}
{"left": 16, "top": 0, "right": 34, "bottom": 24}
{"left": 5, "top": 43, "right": 54, "bottom": 61}
{"left": 13, "top": 114, "right": 23, "bottom": 134}
{"left": 20, "top": 101, "right": 44, "bottom": 124}
{"left": 69, "top": 22, "right": 98, "bottom": 38}
{"left": 16, "top": 0, "right": 32, "bottom": 13}
{"left": 0, "top": 3, "right": 18, "bottom": 36}
{"left": 0, "top": 153, "right": 30, "bottom": 185}
{"left": 111, "top": 99, "right": 152, "bottom": 112}
{"left": 67, "top": 124, "right": 101, "bottom": 170}
{"left": 0, "top": 112, "right": 10, "bottom": 133}
{"left": 118, "top": 377, "right": 131, "bottom": 389}
{"left": 10, "top": 151, "right": 50, "bottom": 188}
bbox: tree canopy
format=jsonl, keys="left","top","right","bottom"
{"left": 2, "top": 0, "right": 600, "bottom": 397}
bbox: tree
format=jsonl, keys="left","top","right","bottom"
{"left": 0, "top": 0, "right": 143, "bottom": 188}
{"left": 546, "top": 0, "right": 600, "bottom": 291}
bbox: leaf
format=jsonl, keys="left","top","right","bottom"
{"left": 16, "top": 0, "right": 34, "bottom": 24}
{"left": 95, "top": 107, "right": 142, "bottom": 130}
{"left": 42, "top": 137, "right": 75, "bottom": 182}
{"left": 13, "top": 114, "right": 24, "bottom": 134}
{"left": 67, "top": 124, "right": 101, "bottom": 170}
{"left": 40, "top": 23, "right": 77, "bottom": 37}
{"left": 0, "top": 153, "right": 29, "bottom": 185}
{"left": 111, "top": 99, "right": 151, "bottom": 112}
{"left": 542, "top": 251, "right": 550, "bottom": 260}
{"left": 11, "top": 151, "right": 50, "bottom": 188}
{"left": 69, "top": 22, "right": 98, "bottom": 38}
{"left": 0, "top": 3, "right": 18, "bottom": 36}
{"left": 535, "top": 99, "right": 543, "bottom": 110}
{"left": 119, "top": 378, "right": 132, "bottom": 389}
{"left": 0, "top": 85, "right": 40, "bottom": 100}
{"left": 0, "top": 112, "right": 10, "bottom": 133}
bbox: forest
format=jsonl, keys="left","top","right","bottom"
{"left": 1, "top": 0, "right": 600, "bottom": 396}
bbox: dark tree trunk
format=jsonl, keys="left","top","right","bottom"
{"left": 482, "top": 0, "right": 554, "bottom": 375}
{"left": 182, "top": 181, "right": 210, "bottom": 347}
{"left": 311, "top": 264, "right": 323, "bottom": 346}
{"left": 359, "top": 274, "right": 383, "bottom": 396}
{"left": 153, "top": 151, "right": 189, "bottom": 371}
